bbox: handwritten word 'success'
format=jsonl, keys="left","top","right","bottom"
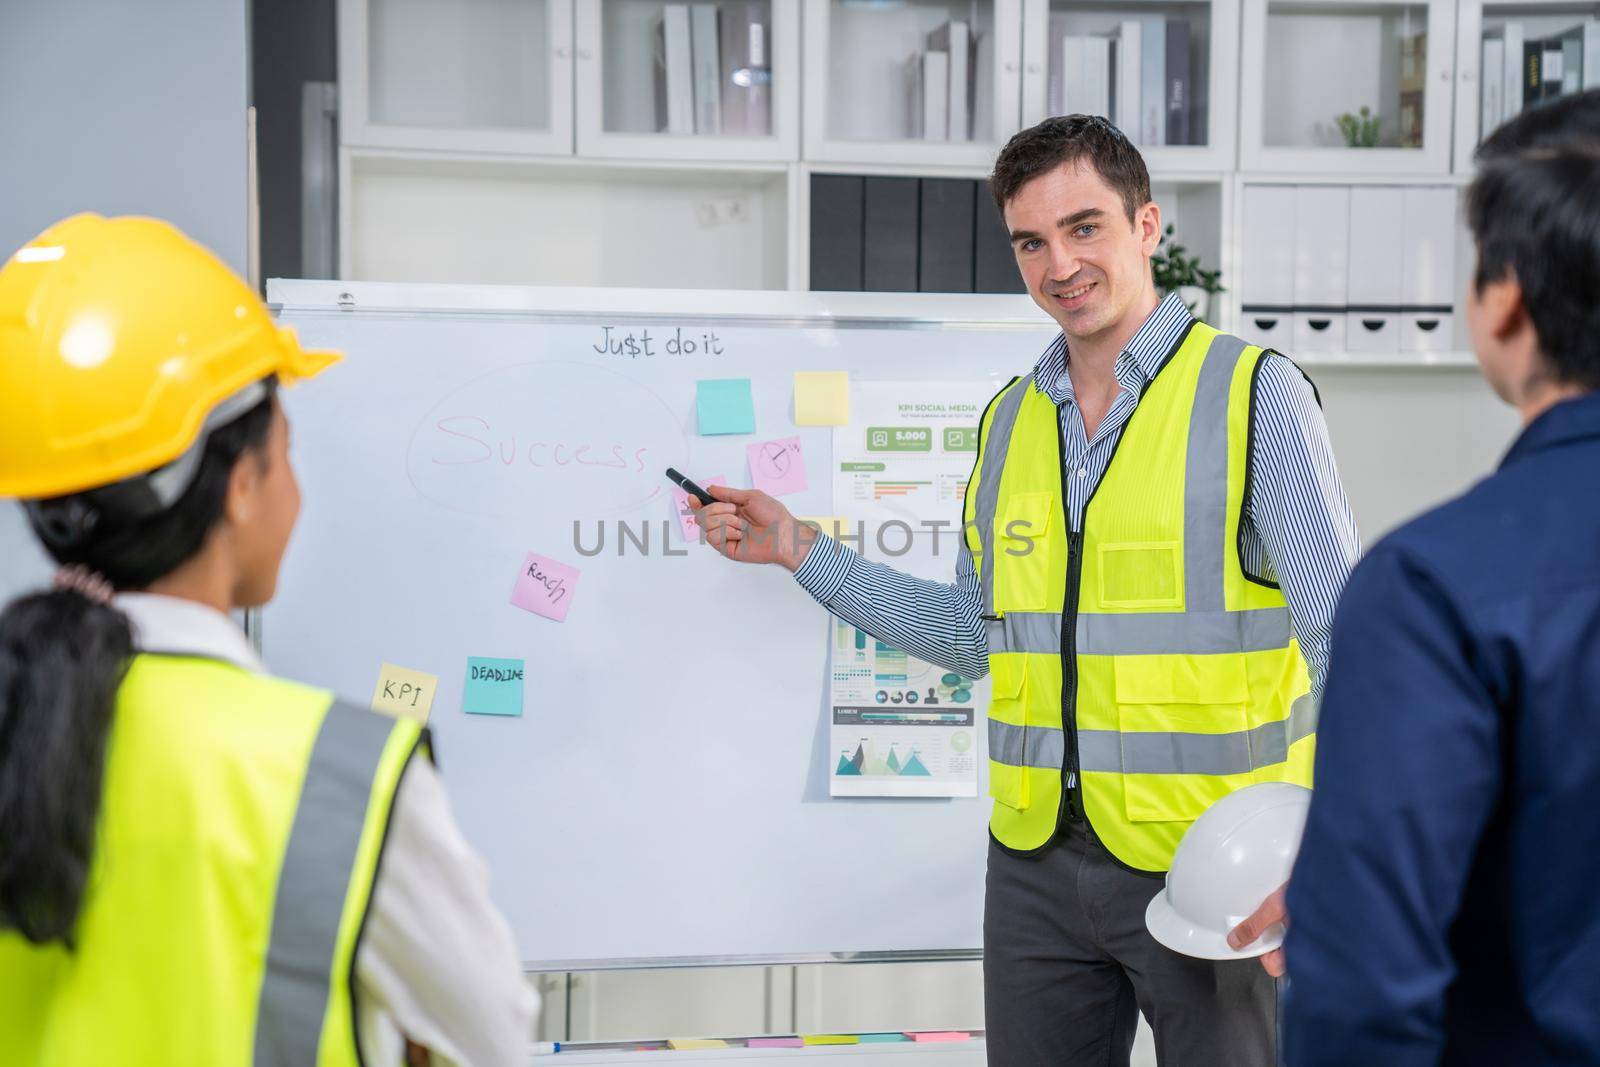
{"left": 430, "top": 416, "right": 649, "bottom": 471}
{"left": 592, "top": 326, "right": 726, "bottom": 358}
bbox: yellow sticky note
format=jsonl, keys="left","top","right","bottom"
{"left": 801, "top": 1034, "right": 860, "bottom": 1046}
{"left": 371, "top": 663, "right": 439, "bottom": 724}
{"left": 799, "top": 515, "right": 853, "bottom": 538}
{"left": 667, "top": 1038, "right": 729, "bottom": 1050}
{"left": 794, "top": 371, "right": 850, "bottom": 426}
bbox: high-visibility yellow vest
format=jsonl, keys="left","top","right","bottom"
{"left": 964, "top": 322, "right": 1317, "bottom": 872}
{"left": 0, "top": 653, "right": 422, "bottom": 1066}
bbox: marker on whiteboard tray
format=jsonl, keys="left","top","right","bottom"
{"left": 665, "top": 467, "right": 720, "bottom": 507}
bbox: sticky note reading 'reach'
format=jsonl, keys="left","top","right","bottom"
{"left": 511, "top": 552, "right": 580, "bottom": 622}
{"left": 371, "top": 663, "right": 438, "bottom": 724}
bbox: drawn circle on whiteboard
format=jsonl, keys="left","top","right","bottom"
{"left": 406, "top": 360, "right": 690, "bottom": 519}
{"left": 950, "top": 731, "right": 972, "bottom": 754}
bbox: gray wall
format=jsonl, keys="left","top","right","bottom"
{"left": 0, "top": 0, "right": 249, "bottom": 600}
{"left": 0, "top": 0, "right": 249, "bottom": 270}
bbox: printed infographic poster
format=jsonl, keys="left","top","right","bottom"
{"left": 832, "top": 381, "right": 990, "bottom": 530}
{"left": 829, "top": 619, "right": 981, "bottom": 798}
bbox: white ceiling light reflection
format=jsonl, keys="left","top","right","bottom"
{"left": 59, "top": 317, "right": 115, "bottom": 369}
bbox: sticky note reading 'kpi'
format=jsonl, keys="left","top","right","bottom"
{"left": 747, "top": 1037, "right": 805, "bottom": 1048}
{"left": 673, "top": 472, "right": 729, "bottom": 542}
{"left": 666, "top": 1038, "right": 728, "bottom": 1050}
{"left": 370, "top": 663, "right": 438, "bottom": 724}
{"left": 511, "top": 552, "right": 580, "bottom": 622}
{"left": 794, "top": 370, "right": 850, "bottom": 425}
{"left": 696, "top": 378, "right": 756, "bottom": 435}
{"left": 748, "top": 436, "right": 808, "bottom": 496}
{"left": 464, "top": 657, "right": 525, "bottom": 717}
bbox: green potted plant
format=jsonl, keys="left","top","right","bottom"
{"left": 1336, "top": 106, "right": 1382, "bottom": 148}
{"left": 1150, "top": 224, "right": 1224, "bottom": 319}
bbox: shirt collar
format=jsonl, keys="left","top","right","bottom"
{"left": 1500, "top": 390, "right": 1600, "bottom": 469}
{"left": 115, "top": 592, "right": 265, "bottom": 673}
{"left": 1031, "top": 291, "right": 1195, "bottom": 405}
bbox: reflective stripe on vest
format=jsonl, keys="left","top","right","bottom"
{"left": 256, "top": 699, "right": 404, "bottom": 1067}
{"left": 967, "top": 324, "right": 1315, "bottom": 867}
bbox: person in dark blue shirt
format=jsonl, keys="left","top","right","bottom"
{"left": 1236, "top": 90, "right": 1600, "bottom": 1064}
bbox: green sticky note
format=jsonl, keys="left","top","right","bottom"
{"left": 859, "top": 1033, "right": 910, "bottom": 1043}
{"left": 464, "top": 657, "right": 525, "bottom": 717}
{"left": 697, "top": 378, "right": 756, "bottom": 435}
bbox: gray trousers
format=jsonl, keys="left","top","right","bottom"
{"left": 983, "top": 820, "right": 1277, "bottom": 1066}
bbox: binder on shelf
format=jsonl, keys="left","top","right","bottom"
{"left": 1165, "top": 20, "right": 1191, "bottom": 146}
{"left": 1141, "top": 18, "right": 1166, "bottom": 145}
{"left": 972, "top": 32, "right": 995, "bottom": 142}
{"left": 918, "top": 179, "right": 976, "bottom": 293}
{"left": 1586, "top": 21, "right": 1600, "bottom": 89}
{"left": 655, "top": 5, "right": 695, "bottom": 135}
{"left": 1524, "top": 39, "right": 1545, "bottom": 103}
{"left": 907, "top": 51, "right": 950, "bottom": 140}
{"left": 1115, "top": 20, "right": 1142, "bottom": 140}
{"left": 863, "top": 177, "right": 919, "bottom": 292}
{"left": 1484, "top": 23, "right": 1525, "bottom": 118}
{"left": 1062, "top": 36, "right": 1110, "bottom": 119}
{"left": 810, "top": 175, "right": 865, "bottom": 292}
{"left": 1047, "top": 13, "right": 1068, "bottom": 114}
{"left": 1481, "top": 36, "right": 1505, "bottom": 135}
{"left": 975, "top": 181, "right": 1025, "bottom": 295}
{"left": 1398, "top": 31, "right": 1425, "bottom": 148}
{"left": 928, "top": 21, "right": 970, "bottom": 142}
{"left": 690, "top": 4, "right": 722, "bottom": 135}
{"left": 1240, "top": 184, "right": 1295, "bottom": 352}
{"left": 1401, "top": 186, "right": 1458, "bottom": 353}
{"left": 719, "top": 2, "right": 771, "bottom": 137}
{"left": 1542, "top": 40, "right": 1565, "bottom": 99}
{"left": 1346, "top": 187, "right": 1405, "bottom": 358}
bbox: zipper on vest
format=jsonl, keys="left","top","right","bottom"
{"left": 1057, "top": 409, "right": 1085, "bottom": 825}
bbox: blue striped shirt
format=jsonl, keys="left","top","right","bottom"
{"left": 794, "top": 292, "right": 1361, "bottom": 700}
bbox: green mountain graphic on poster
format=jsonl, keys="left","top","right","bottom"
{"left": 836, "top": 739, "right": 934, "bottom": 778}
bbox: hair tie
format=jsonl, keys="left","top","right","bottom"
{"left": 53, "top": 565, "right": 115, "bottom": 605}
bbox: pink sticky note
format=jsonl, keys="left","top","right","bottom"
{"left": 510, "top": 552, "right": 580, "bottom": 622}
{"left": 747, "top": 1037, "right": 805, "bottom": 1048}
{"left": 908, "top": 1032, "right": 971, "bottom": 1043}
{"left": 747, "top": 437, "right": 808, "bottom": 496}
{"left": 672, "top": 473, "right": 728, "bottom": 542}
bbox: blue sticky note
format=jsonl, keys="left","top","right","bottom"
{"left": 696, "top": 378, "right": 756, "bottom": 435}
{"left": 464, "top": 657, "right": 525, "bottom": 717}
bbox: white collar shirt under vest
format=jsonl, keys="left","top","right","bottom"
{"left": 116, "top": 592, "right": 538, "bottom": 1067}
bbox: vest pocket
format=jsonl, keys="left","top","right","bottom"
{"left": 992, "top": 492, "right": 1056, "bottom": 613}
{"left": 1112, "top": 655, "right": 1251, "bottom": 823}
{"left": 1096, "top": 541, "right": 1183, "bottom": 610}
{"left": 987, "top": 656, "right": 1030, "bottom": 812}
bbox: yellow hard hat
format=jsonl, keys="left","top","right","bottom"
{"left": 0, "top": 213, "right": 340, "bottom": 500}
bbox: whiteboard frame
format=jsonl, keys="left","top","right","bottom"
{"left": 263, "top": 279, "right": 1051, "bottom": 970}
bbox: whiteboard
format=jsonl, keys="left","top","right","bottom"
{"left": 262, "top": 281, "right": 1053, "bottom": 969}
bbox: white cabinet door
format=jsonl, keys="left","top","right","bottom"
{"left": 1020, "top": 0, "right": 1240, "bottom": 173}
{"left": 340, "top": 0, "right": 575, "bottom": 156}
{"left": 1240, "top": 0, "right": 1456, "bottom": 174}
{"left": 803, "top": 0, "right": 1024, "bottom": 167}
{"left": 575, "top": 0, "right": 800, "bottom": 161}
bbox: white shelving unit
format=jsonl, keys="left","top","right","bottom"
{"left": 331, "top": 0, "right": 1582, "bottom": 363}
{"left": 802, "top": 0, "right": 1024, "bottom": 167}
{"left": 1239, "top": 0, "right": 1457, "bottom": 174}
{"left": 1020, "top": 0, "right": 1241, "bottom": 173}
{"left": 1451, "top": 0, "right": 1600, "bottom": 171}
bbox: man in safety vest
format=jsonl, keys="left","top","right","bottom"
{"left": 693, "top": 116, "right": 1359, "bottom": 1064}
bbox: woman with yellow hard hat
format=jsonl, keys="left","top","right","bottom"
{"left": 0, "top": 214, "right": 536, "bottom": 1066}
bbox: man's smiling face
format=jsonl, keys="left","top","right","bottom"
{"left": 1003, "top": 158, "right": 1162, "bottom": 343}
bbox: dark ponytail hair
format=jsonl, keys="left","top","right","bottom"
{"left": 0, "top": 382, "right": 277, "bottom": 946}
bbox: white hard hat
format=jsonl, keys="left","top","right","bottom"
{"left": 1144, "top": 782, "right": 1312, "bottom": 960}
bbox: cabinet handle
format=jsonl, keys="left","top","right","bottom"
{"left": 577, "top": 47, "right": 593, "bottom": 60}
{"left": 1253, "top": 318, "right": 1278, "bottom": 331}
{"left": 554, "top": 45, "right": 571, "bottom": 59}
{"left": 1308, "top": 319, "right": 1331, "bottom": 331}
{"left": 1361, "top": 319, "right": 1386, "bottom": 332}
{"left": 1415, "top": 319, "right": 1441, "bottom": 332}
{"left": 1024, "top": 62, "right": 1039, "bottom": 73}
